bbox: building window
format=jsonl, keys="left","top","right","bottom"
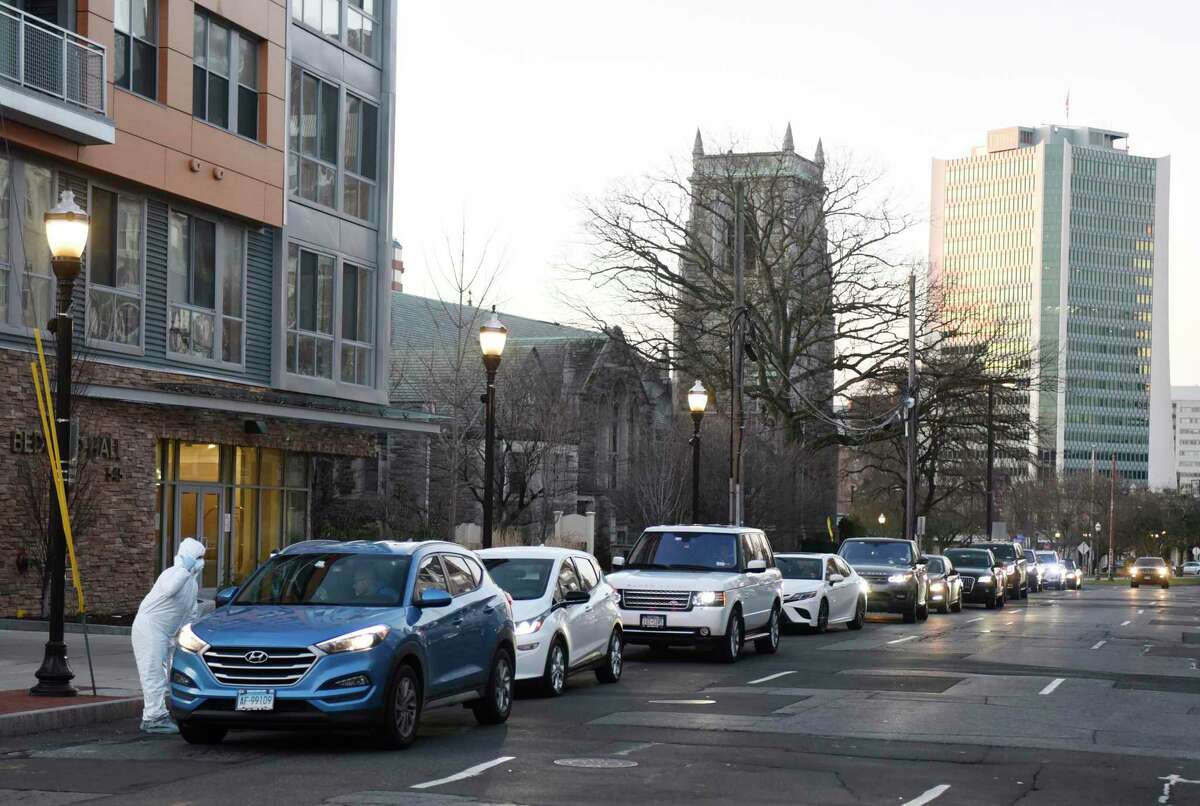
{"left": 343, "top": 94, "right": 378, "bottom": 221}
{"left": 340, "top": 261, "right": 372, "bottom": 384}
{"left": 194, "top": 12, "right": 259, "bottom": 140}
{"left": 289, "top": 66, "right": 338, "bottom": 209}
{"left": 286, "top": 243, "right": 334, "bottom": 378}
{"left": 114, "top": 0, "right": 157, "bottom": 99}
{"left": 20, "top": 163, "right": 53, "bottom": 330}
{"left": 167, "top": 212, "right": 244, "bottom": 365}
{"left": 293, "top": 0, "right": 339, "bottom": 39}
{"left": 0, "top": 157, "right": 8, "bottom": 324}
{"left": 347, "top": 0, "right": 377, "bottom": 58}
{"left": 86, "top": 189, "right": 143, "bottom": 348}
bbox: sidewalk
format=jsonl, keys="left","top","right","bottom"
{"left": 0, "top": 628, "right": 141, "bottom": 737}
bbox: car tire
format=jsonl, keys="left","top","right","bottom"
{"left": 847, "top": 596, "right": 866, "bottom": 630}
{"left": 755, "top": 605, "right": 782, "bottom": 653}
{"left": 1162, "top": 582, "right": 1170, "bottom": 590}
{"left": 917, "top": 596, "right": 929, "bottom": 621}
{"left": 595, "top": 629, "right": 623, "bottom": 684}
{"left": 714, "top": 610, "right": 743, "bottom": 663}
{"left": 1131, "top": 581, "right": 1139, "bottom": 588}
{"left": 951, "top": 589, "right": 963, "bottom": 613}
{"left": 380, "top": 663, "right": 422, "bottom": 749}
{"left": 472, "top": 649, "right": 514, "bottom": 725}
{"left": 986, "top": 594, "right": 997, "bottom": 609}
{"left": 937, "top": 591, "right": 950, "bottom": 615}
{"left": 814, "top": 600, "right": 829, "bottom": 634}
{"left": 1020, "top": 583, "right": 1029, "bottom": 599}
{"left": 178, "top": 722, "right": 226, "bottom": 745}
{"left": 903, "top": 598, "right": 918, "bottom": 623}
{"left": 541, "top": 639, "right": 568, "bottom": 697}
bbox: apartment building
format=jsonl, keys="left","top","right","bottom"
{"left": 0, "top": 0, "right": 436, "bottom": 616}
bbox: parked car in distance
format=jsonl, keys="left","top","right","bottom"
{"left": 1130, "top": 556, "right": 1170, "bottom": 589}
{"left": 169, "top": 540, "right": 516, "bottom": 749}
{"left": 924, "top": 555, "right": 963, "bottom": 614}
{"left": 978, "top": 542, "right": 1029, "bottom": 598}
{"left": 943, "top": 547, "right": 1006, "bottom": 609}
{"left": 1182, "top": 561, "right": 1200, "bottom": 577}
{"left": 837, "top": 537, "right": 929, "bottom": 623}
{"left": 775, "top": 553, "right": 866, "bottom": 633}
{"left": 608, "top": 525, "right": 783, "bottom": 662}
{"left": 1035, "top": 551, "right": 1064, "bottom": 589}
{"left": 1061, "top": 558, "right": 1084, "bottom": 590}
{"left": 477, "top": 547, "right": 622, "bottom": 696}
{"left": 1023, "top": 549, "right": 1043, "bottom": 592}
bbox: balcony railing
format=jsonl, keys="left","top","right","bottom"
{"left": 0, "top": 2, "right": 106, "bottom": 117}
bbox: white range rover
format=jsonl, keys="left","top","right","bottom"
{"left": 607, "top": 525, "right": 783, "bottom": 662}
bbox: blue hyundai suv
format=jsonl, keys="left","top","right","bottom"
{"left": 169, "top": 540, "right": 515, "bottom": 749}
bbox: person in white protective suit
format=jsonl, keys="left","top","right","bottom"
{"left": 131, "top": 537, "right": 206, "bottom": 733}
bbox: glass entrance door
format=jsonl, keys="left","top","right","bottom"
{"left": 176, "top": 486, "right": 223, "bottom": 590}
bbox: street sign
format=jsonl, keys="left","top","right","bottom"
{"left": 1192, "top": 546, "right": 1200, "bottom": 559}
{"left": 1079, "top": 542, "right": 1090, "bottom": 555}
{"left": 916, "top": 516, "right": 926, "bottom": 537}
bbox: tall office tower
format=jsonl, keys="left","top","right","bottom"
{"left": 1172, "top": 387, "right": 1200, "bottom": 494}
{"left": 930, "top": 125, "right": 1171, "bottom": 487}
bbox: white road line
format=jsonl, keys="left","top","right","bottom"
{"left": 748, "top": 670, "right": 796, "bottom": 685}
{"left": 888, "top": 635, "right": 920, "bottom": 645}
{"left": 965, "top": 617, "right": 984, "bottom": 624}
{"left": 1139, "top": 609, "right": 1145, "bottom": 614}
{"left": 1040, "top": 678, "right": 1065, "bottom": 695}
{"left": 648, "top": 699, "right": 716, "bottom": 705}
{"left": 1004, "top": 621, "right": 1014, "bottom": 626}
{"left": 1091, "top": 640, "right": 1107, "bottom": 650}
{"left": 411, "top": 756, "right": 515, "bottom": 790}
{"left": 903, "top": 784, "right": 951, "bottom": 806}
{"left": 1121, "top": 620, "right": 1132, "bottom": 626}
{"left": 613, "top": 742, "right": 658, "bottom": 757}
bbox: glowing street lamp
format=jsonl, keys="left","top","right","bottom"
{"left": 687, "top": 380, "right": 708, "bottom": 524}
{"left": 478, "top": 308, "right": 508, "bottom": 549}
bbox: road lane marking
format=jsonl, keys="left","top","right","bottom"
{"left": 1139, "top": 609, "right": 1145, "bottom": 614}
{"left": 903, "top": 784, "right": 950, "bottom": 805}
{"left": 1159, "top": 773, "right": 1200, "bottom": 804}
{"left": 965, "top": 617, "right": 984, "bottom": 624}
{"left": 748, "top": 671, "right": 796, "bottom": 685}
{"left": 612, "top": 742, "right": 657, "bottom": 757}
{"left": 1121, "top": 620, "right": 1132, "bottom": 626}
{"left": 648, "top": 699, "right": 715, "bottom": 705}
{"left": 1091, "top": 640, "right": 1107, "bottom": 650}
{"left": 1004, "top": 621, "right": 1014, "bottom": 626}
{"left": 412, "top": 756, "right": 515, "bottom": 790}
{"left": 887, "top": 635, "right": 920, "bottom": 645}
{"left": 1039, "top": 678, "right": 1065, "bottom": 695}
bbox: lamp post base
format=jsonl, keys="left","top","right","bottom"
{"left": 30, "top": 641, "right": 76, "bottom": 696}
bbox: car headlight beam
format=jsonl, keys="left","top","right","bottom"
{"left": 515, "top": 611, "right": 549, "bottom": 636}
{"left": 977, "top": 574, "right": 993, "bottom": 584}
{"left": 176, "top": 623, "right": 209, "bottom": 655}
{"left": 784, "top": 591, "right": 817, "bottom": 603}
{"left": 692, "top": 591, "right": 727, "bottom": 607}
{"left": 887, "top": 573, "right": 913, "bottom": 584}
{"left": 314, "top": 624, "right": 390, "bottom": 655}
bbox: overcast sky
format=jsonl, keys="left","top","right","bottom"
{"left": 393, "top": 0, "right": 1199, "bottom": 385}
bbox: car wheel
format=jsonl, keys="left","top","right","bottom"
{"left": 595, "top": 629, "right": 623, "bottom": 683}
{"left": 714, "top": 610, "right": 743, "bottom": 663}
{"left": 937, "top": 590, "right": 950, "bottom": 614}
{"left": 1162, "top": 582, "right": 1170, "bottom": 590}
{"left": 998, "top": 591, "right": 1006, "bottom": 608}
{"left": 916, "top": 596, "right": 929, "bottom": 621}
{"left": 1131, "top": 581, "right": 1138, "bottom": 588}
{"left": 951, "top": 589, "right": 964, "bottom": 613}
{"left": 755, "top": 605, "right": 781, "bottom": 653}
{"left": 986, "top": 593, "right": 997, "bottom": 609}
{"left": 380, "top": 663, "right": 422, "bottom": 749}
{"left": 814, "top": 599, "right": 829, "bottom": 634}
{"left": 472, "top": 649, "right": 514, "bottom": 725}
{"left": 902, "top": 597, "right": 918, "bottom": 623}
{"left": 541, "top": 639, "right": 568, "bottom": 697}
{"left": 1020, "top": 583, "right": 1028, "bottom": 599}
{"left": 847, "top": 596, "right": 866, "bottom": 630}
{"left": 179, "top": 722, "right": 226, "bottom": 745}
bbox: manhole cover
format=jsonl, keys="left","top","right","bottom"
{"left": 554, "top": 758, "right": 638, "bottom": 769}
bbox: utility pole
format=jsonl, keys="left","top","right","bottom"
{"left": 984, "top": 381, "right": 995, "bottom": 542}
{"left": 1107, "top": 451, "right": 1117, "bottom": 580}
{"left": 905, "top": 273, "right": 917, "bottom": 548}
{"left": 729, "top": 181, "right": 746, "bottom": 526}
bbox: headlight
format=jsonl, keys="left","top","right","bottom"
{"left": 1158, "top": 567, "right": 1168, "bottom": 576}
{"left": 784, "top": 591, "right": 817, "bottom": 602}
{"left": 515, "top": 611, "right": 548, "bottom": 636}
{"left": 315, "top": 624, "right": 389, "bottom": 654}
{"left": 176, "top": 623, "right": 209, "bottom": 654}
{"left": 978, "top": 574, "right": 993, "bottom": 584}
{"left": 930, "top": 581, "right": 945, "bottom": 591}
{"left": 692, "top": 591, "right": 727, "bottom": 607}
{"left": 887, "top": 573, "right": 912, "bottom": 584}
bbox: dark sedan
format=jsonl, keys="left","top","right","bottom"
{"left": 924, "top": 555, "right": 963, "bottom": 614}
{"left": 978, "top": 541, "right": 1029, "bottom": 599}
{"left": 1130, "top": 556, "right": 1170, "bottom": 589}
{"left": 944, "top": 548, "right": 1006, "bottom": 609}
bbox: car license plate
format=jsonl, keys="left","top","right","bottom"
{"left": 235, "top": 689, "right": 275, "bottom": 711}
{"left": 640, "top": 614, "right": 666, "bottom": 629}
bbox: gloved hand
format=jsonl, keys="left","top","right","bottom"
{"left": 183, "top": 555, "right": 204, "bottom": 574}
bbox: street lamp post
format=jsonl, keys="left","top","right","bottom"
{"left": 686, "top": 380, "right": 708, "bottom": 524}
{"left": 478, "top": 308, "right": 507, "bottom": 549}
{"left": 878, "top": 513, "right": 887, "bottom": 531}
{"left": 31, "top": 190, "right": 89, "bottom": 697}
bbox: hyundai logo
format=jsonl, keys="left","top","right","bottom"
{"left": 244, "top": 650, "right": 269, "bottom": 664}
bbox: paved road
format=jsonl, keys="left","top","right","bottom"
{"left": 2, "top": 583, "right": 1200, "bottom": 805}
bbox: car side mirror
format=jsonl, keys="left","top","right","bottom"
{"left": 611, "top": 556, "right": 625, "bottom": 568}
{"left": 415, "top": 588, "right": 452, "bottom": 608}
{"left": 828, "top": 573, "right": 844, "bottom": 584}
{"left": 564, "top": 590, "right": 590, "bottom": 605}
{"left": 215, "top": 586, "right": 238, "bottom": 608}
{"left": 746, "top": 559, "right": 767, "bottom": 572}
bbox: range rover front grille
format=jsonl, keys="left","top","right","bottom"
{"left": 620, "top": 589, "right": 693, "bottom": 612}
{"left": 202, "top": 647, "right": 317, "bottom": 687}
{"left": 961, "top": 577, "right": 975, "bottom": 592}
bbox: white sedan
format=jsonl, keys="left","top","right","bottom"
{"left": 1182, "top": 561, "right": 1200, "bottom": 577}
{"left": 477, "top": 546, "right": 623, "bottom": 696}
{"left": 776, "top": 553, "right": 867, "bottom": 633}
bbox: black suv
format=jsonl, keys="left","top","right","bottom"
{"left": 944, "top": 547, "right": 1007, "bottom": 609}
{"left": 978, "top": 541, "right": 1028, "bottom": 599}
{"left": 838, "top": 537, "right": 929, "bottom": 623}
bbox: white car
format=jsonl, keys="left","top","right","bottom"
{"left": 476, "top": 546, "right": 623, "bottom": 696}
{"left": 607, "top": 525, "right": 783, "bottom": 663}
{"left": 776, "top": 553, "right": 867, "bottom": 632}
{"left": 1182, "top": 561, "right": 1200, "bottom": 577}
{"left": 1036, "top": 550, "right": 1064, "bottom": 589}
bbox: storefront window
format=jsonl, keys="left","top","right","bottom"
{"left": 260, "top": 447, "right": 283, "bottom": 486}
{"left": 178, "top": 442, "right": 220, "bottom": 481}
{"left": 259, "top": 489, "right": 282, "bottom": 562}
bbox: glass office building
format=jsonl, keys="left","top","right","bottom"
{"left": 931, "top": 125, "right": 1171, "bottom": 486}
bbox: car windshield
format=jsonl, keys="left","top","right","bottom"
{"left": 482, "top": 557, "right": 554, "bottom": 600}
{"left": 926, "top": 558, "right": 945, "bottom": 574}
{"left": 1037, "top": 552, "right": 1058, "bottom": 563}
{"left": 626, "top": 531, "right": 740, "bottom": 571}
{"left": 1134, "top": 557, "right": 1166, "bottom": 567}
{"left": 1024, "top": 550, "right": 1037, "bottom": 562}
{"left": 235, "top": 553, "right": 411, "bottom": 606}
{"left": 945, "top": 549, "right": 991, "bottom": 567}
{"left": 988, "top": 544, "right": 1018, "bottom": 560}
{"left": 777, "top": 557, "right": 822, "bottom": 580}
{"left": 1063, "top": 559, "right": 1077, "bottom": 570}
{"left": 840, "top": 541, "right": 913, "bottom": 567}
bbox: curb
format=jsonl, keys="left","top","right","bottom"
{"left": 0, "top": 697, "right": 140, "bottom": 738}
{"left": 0, "top": 619, "right": 132, "bottom": 636}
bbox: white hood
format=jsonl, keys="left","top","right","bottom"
{"left": 511, "top": 597, "right": 552, "bottom": 623}
{"left": 782, "top": 578, "right": 824, "bottom": 596}
{"left": 607, "top": 569, "right": 737, "bottom": 591}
